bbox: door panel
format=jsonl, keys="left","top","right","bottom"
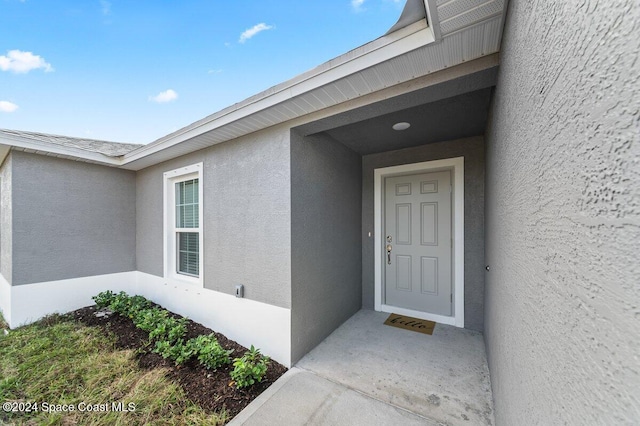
{"left": 384, "top": 170, "right": 452, "bottom": 316}
{"left": 420, "top": 202, "right": 438, "bottom": 245}
{"left": 420, "top": 256, "right": 438, "bottom": 295}
{"left": 396, "top": 204, "right": 412, "bottom": 244}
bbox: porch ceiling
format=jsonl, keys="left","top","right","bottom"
{"left": 323, "top": 87, "right": 491, "bottom": 155}
{"left": 295, "top": 63, "right": 497, "bottom": 155}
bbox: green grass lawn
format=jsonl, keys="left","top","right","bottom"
{"left": 0, "top": 314, "right": 226, "bottom": 425}
{"left": 0, "top": 312, "right": 8, "bottom": 330}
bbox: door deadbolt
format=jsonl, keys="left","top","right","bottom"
{"left": 386, "top": 235, "right": 392, "bottom": 243}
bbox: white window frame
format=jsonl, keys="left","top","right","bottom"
{"left": 163, "top": 162, "right": 204, "bottom": 287}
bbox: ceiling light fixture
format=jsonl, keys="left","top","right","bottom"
{"left": 392, "top": 122, "right": 410, "bottom": 131}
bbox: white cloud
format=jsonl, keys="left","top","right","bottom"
{"left": 100, "top": 0, "right": 111, "bottom": 15}
{"left": 351, "top": 0, "right": 366, "bottom": 11}
{"left": 0, "top": 101, "right": 19, "bottom": 113}
{"left": 149, "top": 89, "right": 178, "bottom": 103}
{"left": 0, "top": 50, "right": 53, "bottom": 73}
{"left": 239, "top": 23, "right": 274, "bottom": 44}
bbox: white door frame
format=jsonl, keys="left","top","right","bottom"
{"left": 374, "top": 157, "right": 464, "bottom": 327}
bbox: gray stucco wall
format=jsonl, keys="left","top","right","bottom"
{"left": 0, "top": 153, "right": 12, "bottom": 283}
{"left": 484, "top": 1, "right": 640, "bottom": 424}
{"left": 290, "top": 130, "right": 362, "bottom": 363}
{"left": 11, "top": 150, "right": 136, "bottom": 285}
{"left": 136, "top": 125, "right": 292, "bottom": 308}
{"left": 362, "top": 136, "right": 485, "bottom": 331}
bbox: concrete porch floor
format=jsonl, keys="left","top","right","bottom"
{"left": 231, "top": 310, "right": 495, "bottom": 425}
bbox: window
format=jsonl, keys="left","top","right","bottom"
{"left": 175, "top": 178, "right": 199, "bottom": 275}
{"left": 164, "top": 163, "right": 203, "bottom": 285}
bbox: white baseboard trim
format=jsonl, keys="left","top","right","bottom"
{"left": 0, "top": 273, "right": 11, "bottom": 326}
{"left": 2, "top": 271, "right": 292, "bottom": 367}
{"left": 9, "top": 271, "right": 138, "bottom": 328}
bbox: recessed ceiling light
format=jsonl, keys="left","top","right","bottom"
{"left": 392, "top": 122, "right": 410, "bottom": 131}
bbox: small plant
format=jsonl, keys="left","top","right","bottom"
{"left": 153, "top": 339, "right": 194, "bottom": 365}
{"left": 131, "top": 306, "right": 186, "bottom": 343}
{"left": 108, "top": 291, "right": 132, "bottom": 315}
{"left": 126, "top": 295, "right": 152, "bottom": 318}
{"left": 94, "top": 291, "right": 151, "bottom": 318}
{"left": 148, "top": 315, "right": 187, "bottom": 343}
{"left": 188, "top": 334, "right": 233, "bottom": 370}
{"left": 92, "top": 290, "right": 116, "bottom": 309}
{"left": 231, "top": 345, "right": 269, "bottom": 389}
{"left": 133, "top": 307, "right": 168, "bottom": 333}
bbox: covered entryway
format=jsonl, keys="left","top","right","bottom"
{"left": 290, "top": 60, "right": 492, "bottom": 345}
{"left": 289, "top": 56, "right": 495, "bottom": 364}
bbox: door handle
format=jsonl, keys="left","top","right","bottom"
{"left": 386, "top": 244, "right": 392, "bottom": 265}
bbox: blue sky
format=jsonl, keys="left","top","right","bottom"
{"left": 0, "top": 0, "right": 405, "bottom": 143}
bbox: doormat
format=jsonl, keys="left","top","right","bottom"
{"left": 384, "top": 313, "right": 436, "bottom": 335}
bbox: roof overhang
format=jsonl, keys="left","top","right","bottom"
{"left": 0, "top": 0, "right": 507, "bottom": 170}
{"left": 0, "top": 132, "right": 122, "bottom": 167}
{"left": 121, "top": 19, "right": 434, "bottom": 170}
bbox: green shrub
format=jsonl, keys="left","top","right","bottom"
{"left": 148, "top": 331, "right": 233, "bottom": 369}
{"left": 149, "top": 316, "right": 187, "bottom": 343}
{"left": 92, "top": 290, "right": 116, "bottom": 309}
{"left": 188, "top": 334, "right": 233, "bottom": 370}
{"left": 108, "top": 291, "right": 131, "bottom": 315}
{"left": 231, "top": 345, "right": 269, "bottom": 389}
{"left": 126, "top": 295, "right": 152, "bottom": 318}
{"left": 152, "top": 339, "right": 194, "bottom": 365}
{"left": 133, "top": 307, "right": 168, "bottom": 333}
{"left": 94, "top": 291, "right": 151, "bottom": 318}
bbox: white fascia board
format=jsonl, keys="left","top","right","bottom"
{"left": 424, "top": 0, "right": 442, "bottom": 41}
{"left": 122, "top": 20, "right": 433, "bottom": 164}
{"left": 0, "top": 144, "right": 10, "bottom": 167}
{"left": 0, "top": 133, "right": 123, "bottom": 167}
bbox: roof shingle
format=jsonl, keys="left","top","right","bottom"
{"left": 0, "top": 129, "right": 143, "bottom": 157}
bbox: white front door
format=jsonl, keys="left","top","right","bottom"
{"left": 384, "top": 170, "right": 452, "bottom": 316}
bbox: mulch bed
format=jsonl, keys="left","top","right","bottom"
{"left": 71, "top": 305, "right": 287, "bottom": 421}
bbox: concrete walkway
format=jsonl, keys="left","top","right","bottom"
{"left": 230, "top": 310, "right": 495, "bottom": 425}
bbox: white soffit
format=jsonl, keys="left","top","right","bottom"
{"left": 436, "top": 0, "right": 505, "bottom": 35}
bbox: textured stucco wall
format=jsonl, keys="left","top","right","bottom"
{"left": 11, "top": 151, "right": 136, "bottom": 285}
{"left": 362, "top": 136, "right": 486, "bottom": 331}
{"left": 0, "top": 153, "right": 12, "bottom": 283}
{"left": 290, "top": 131, "right": 362, "bottom": 363}
{"left": 484, "top": 1, "right": 640, "bottom": 424}
{"left": 136, "top": 125, "right": 292, "bottom": 308}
